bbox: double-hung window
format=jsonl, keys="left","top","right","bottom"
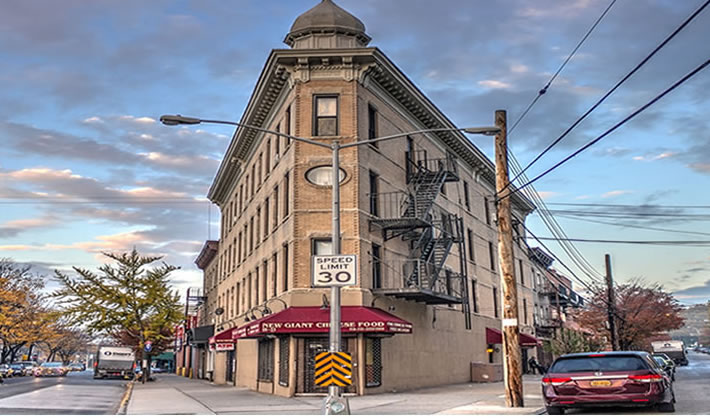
{"left": 314, "top": 95, "right": 338, "bottom": 136}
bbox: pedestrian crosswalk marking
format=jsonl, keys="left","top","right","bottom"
{"left": 314, "top": 351, "right": 352, "bottom": 387}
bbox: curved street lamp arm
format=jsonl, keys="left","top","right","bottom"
{"left": 160, "top": 114, "right": 331, "bottom": 149}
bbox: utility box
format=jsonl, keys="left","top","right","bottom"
{"left": 470, "top": 362, "right": 503, "bottom": 383}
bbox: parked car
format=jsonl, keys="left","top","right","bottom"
{"left": 34, "top": 362, "right": 68, "bottom": 377}
{"left": 9, "top": 363, "right": 26, "bottom": 376}
{"left": 652, "top": 354, "right": 676, "bottom": 381}
{"left": 542, "top": 351, "right": 675, "bottom": 414}
{"left": 15, "top": 361, "right": 38, "bottom": 375}
{"left": 68, "top": 363, "right": 85, "bottom": 372}
{"left": 0, "top": 364, "right": 13, "bottom": 378}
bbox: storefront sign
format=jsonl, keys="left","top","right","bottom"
{"left": 237, "top": 320, "right": 412, "bottom": 338}
{"left": 232, "top": 306, "right": 413, "bottom": 339}
{"left": 215, "top": 342, "right": 234, "bottom": 351}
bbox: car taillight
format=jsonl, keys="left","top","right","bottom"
{"left": 94, "top": 361, "right": 98, "bottom": 368}
{"left": 542, "top": 377, "right": 572, "bottom": 386}
{"left": 629, "top": 374, "right": 663, "bottom": 383}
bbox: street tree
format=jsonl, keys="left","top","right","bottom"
{"left": 701, "top": 301, "right": 710, "bottom": 347}
{"left": 0, "top": 259, "right": 54, "bottom": 363}
{"left": 43, "top": 324, "right": 92, "bottom": 363}
{"left": 573, "top": 278, "right": 684, "bottom": 350}
{"left": 543, "top": 328, "right": 605, "bottom": 356}
{"left": 52, "top": 250, "right": 183, "bottom": 379}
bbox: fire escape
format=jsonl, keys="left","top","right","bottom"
{"left": 370, "top": 151, "right": 471, "bottom": 318}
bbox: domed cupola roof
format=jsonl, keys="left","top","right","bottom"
{"left": 284, "top": 0, "right": 371, "bottom": 48}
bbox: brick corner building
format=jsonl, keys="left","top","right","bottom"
{"left": 192, "top": 0, "right": 545, "bottom": 396}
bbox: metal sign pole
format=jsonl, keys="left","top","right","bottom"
{"left": 323, "top": 141, "right": 350, "bottom": 415}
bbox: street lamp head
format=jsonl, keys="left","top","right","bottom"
{"left": 463, "top": 126, "right": 501, "bottom": 136}
{"left": 159, "top": 114, "right": 202, "bottom": 126}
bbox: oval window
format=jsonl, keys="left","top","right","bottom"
{"left": 305, "top": 166, "right": 346, "bottom": 186}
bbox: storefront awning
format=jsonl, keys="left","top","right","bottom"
{"left": 187, "top": 325, "right": 214, "bottom": 346}
{"left": 209, "top": 326, "right": 237, "bottom": 344}
{"left": 485, "top": 327, "right": 540, "bottom": 347}
{"left": 233, "top": 306, "right": 413, "bottom": 339}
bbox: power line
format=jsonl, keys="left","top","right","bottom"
{"left": 505, "top": 0, "right": 710, "bottom": 192}
{"left": 545, "top": 202, "right": 710, "bottom": 209}
{"left": 518, "top": 220, "right": 601, "bottom": 296}
{"left": 509, "top": 0, "right": 618, "bottom": 134}
{"left": 540, "top": 209, "right": 710, "bottom": 220}
{"left": 507, "top": 151, "right": 606, "bottom": 282}
{"left": 553, "top": 214, "right": 710, "bottom": 237}
{"left": 501, "top": 58, "right": 710, "bottom": 201}
{"left": 531, "top": 237, "right": 710, "bottom": 246}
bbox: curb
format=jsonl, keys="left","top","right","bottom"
{"left": 117, "top": 379, "right": 135, "bottom": 415}
{"left": 536, "top": 406, "right": 547, "bottom": 415}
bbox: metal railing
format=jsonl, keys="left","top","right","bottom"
{"left": 406, "top": 150, "right": 459, "bottom": 183}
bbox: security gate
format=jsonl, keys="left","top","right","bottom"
{"left": 301, "top": 337, "right": 355, "bottom": 394}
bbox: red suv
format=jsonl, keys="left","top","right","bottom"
{"left": 542, "top": 351, "right": 675, "bottom": 414}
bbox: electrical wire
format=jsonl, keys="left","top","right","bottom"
{"left": 508, "top": 151, "right": 606, "bottom": 283}
{"left": 500, "top": 58, "right": 710, "bottom": 201}
{"left": 529, "top": 237, "right": 710, "bottom": 246}
{"left": 509, "top": 0, "right": 618, "bottom": 135}
{"left": 505, "top": 0, "right": 710, "bottom": 192}
{"left": 553, "top": 213, "right": 710, "bottom": 237}
{"left": 545, "top": 202, "right": 710, "bottom": 209}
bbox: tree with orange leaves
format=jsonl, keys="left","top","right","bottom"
{"left": 0, "top": 259, "right": 57, "bottom": 363}
{"left": 573, "top": 278, "right": 684, "bottom": 351}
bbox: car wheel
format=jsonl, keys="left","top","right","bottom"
{"left": 658, "top": 402, "right": 675, "bottom": 413}
{"left": 546, "top": 406, "right": 565, "bottom": 415}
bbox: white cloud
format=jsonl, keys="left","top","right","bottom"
{"left": 478, "top": 80, "right": 512, "bottom": 89}
{"left": 575, "top": 195, "right": 591, "bottom": 200}
{"left": 510, "top": 64, "right": 528, "bottom": 74}
{"left": 601, "top": 190, "right": 633, "bottom": 198}
{"left": 537, "top": 191, "right": 559, "bottom": 199}
{"left": 119, "top": 115, "right": 156, "bottom": 124}
{"left": 82, "top": 116, "right": 104, "bottom": 124}
{"left": 633, "top": 151, "right": 677, "bottom": 162}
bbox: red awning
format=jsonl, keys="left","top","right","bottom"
{"left": 209, "top": 326, "right": 238, "bottom": 344}
{"left": 233, "top": 306, "right": 413, "bottom": 339}
{"left": 485, "top": 327, "right": 540, "bottom": 347}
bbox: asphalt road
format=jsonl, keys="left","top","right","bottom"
{"left": 561, "top": 351, "right": 710, "bottom": 415}
{"left": 0, "top": 369, "right": 128, "bottom": 414}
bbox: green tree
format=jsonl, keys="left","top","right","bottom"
{"left": 543, "top": 328, "right": 605, "bottom": 356}
{"left": 52, "top": 250, "right": 183, "bottom": 378}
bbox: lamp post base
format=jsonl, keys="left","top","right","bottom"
{"left": 323, "top": 393, "right": 350, "bottom": 415}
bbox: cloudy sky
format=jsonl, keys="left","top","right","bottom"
{"left": 1, "top": 0, "right": 709, "bottom": 304}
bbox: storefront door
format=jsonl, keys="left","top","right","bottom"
{"left": 299, "top": 337, "right": 356, "bottom": 394}
{"left": 226, "top": 350, "right": 235, "bottom": 383}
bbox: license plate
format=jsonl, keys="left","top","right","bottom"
{"left": 591, "top": 380, "right": 611, "bottom": 387}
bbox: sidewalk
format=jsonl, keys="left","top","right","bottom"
{"left": 126, "top": 374, "right": 545, "bottom": 415}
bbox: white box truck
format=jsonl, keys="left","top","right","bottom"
{"left": 651, "top": 340, "right": 688, "bottom": 366}
{"left": 94, "top": 346, "right": 136, "bottom": 379}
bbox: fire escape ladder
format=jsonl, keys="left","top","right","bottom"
{"left": 369, "top": 152, "right": 467, "bottom": 305}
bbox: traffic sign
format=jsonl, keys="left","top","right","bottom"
{"left": 144, "top": 341, "right": 153, "bottom": 352}
{"left": 314, "top": 351, "right": 352, "bottom": 387}
{"left": 312, "top": 255, "right": 357, "bottom": 287}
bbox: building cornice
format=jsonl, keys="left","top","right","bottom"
{"left": 207, "top": 46, "right": 534, "bottom": 213}
{"left": 194, "top": 240, "right": 219, "bottom": 270}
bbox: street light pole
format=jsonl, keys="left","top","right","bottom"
{"left": 160, "top": 114, "right": 500, "bottom": 414}
{"left": 325, "top": 140, "right": 347, "bottom": 414}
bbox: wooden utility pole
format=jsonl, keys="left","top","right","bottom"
{"left": 494, "top": 109, "right": 524, "bottom": 408}
{"left": 605, "top": 254, "right": 618, "bottom": 351}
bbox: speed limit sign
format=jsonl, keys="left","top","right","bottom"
{"left": 312, "top": 255, "right": 357, "bottom": 287}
